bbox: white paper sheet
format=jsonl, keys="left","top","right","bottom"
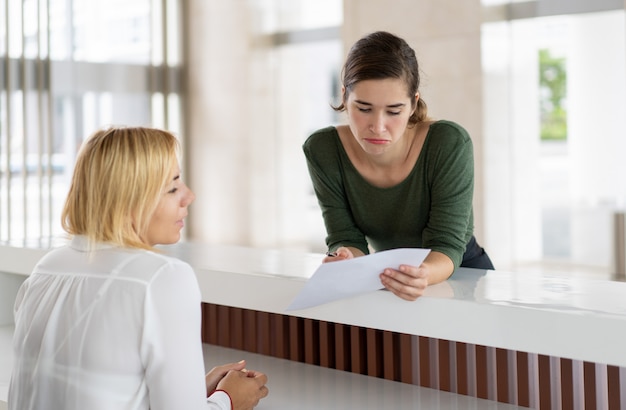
{"left": 285, "top": 248, "right": 430, "bottom": 311}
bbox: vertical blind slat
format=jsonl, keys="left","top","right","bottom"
{"left": 4, "top": 0, "right": 13, "bottom": 241}
{"left": 21, "top": 0, "right": 27, "bottom": 240}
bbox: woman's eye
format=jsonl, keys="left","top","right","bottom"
{"left": 388, "top": 111, "right": 401, "bottom": 116}
{"left": 357, "top": 107, "right": 370, "bottom": 113}
{"left": 168, "top": 187, "right": 178, "bottom": 194}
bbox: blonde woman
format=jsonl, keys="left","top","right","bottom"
{"left": 9, "top": 127, "right": 268, "bottom": 410}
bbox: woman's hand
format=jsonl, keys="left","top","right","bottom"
{"left": 206, "top": 360, "right": 247, "bottom": 394}
{"left": 379, "top": 264, "right": 429, "bottom": 301}
{"left": 379, "top": 251, "right": 454, "bottom": 301}
{"left": 216, "top": 368, "right": 269, "bottom": 410}
{"left": 323, "top": 246, "right": 364, "bottom": 263}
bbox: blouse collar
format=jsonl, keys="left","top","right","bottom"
{"left": 70, "top": 235, "right": 117, "bottom": 252}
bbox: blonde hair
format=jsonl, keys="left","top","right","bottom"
{"left": 62, "top": 126, "right": 180, "bottom": 250}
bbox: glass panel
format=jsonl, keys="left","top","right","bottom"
{"left": 482, "top": 9, "right": 626, "bottom": 275}
{"left": 0, "top": 0, "right": 180, "bottom": 242}
{"left": 73, "top": 0, "right": 152, "bottom": 63}
{"left": 249, "top": 0, "right": 342, "bottom": 33}
{"left": 236, "top": 0, "right": 343, "bottom": 249}
{"left": 273, "top": 40, "right": 342, "bottom": 249}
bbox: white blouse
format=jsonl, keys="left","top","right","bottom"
{"left": 9, "top": 236, "right": 230, "bottom": 410}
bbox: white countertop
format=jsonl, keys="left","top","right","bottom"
{"left": 2, "top": 240, "right": 626, "bottom": 368}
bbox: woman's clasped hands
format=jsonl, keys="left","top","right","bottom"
{"left": 206, "top": 360, "right": 269, "bottom": 410}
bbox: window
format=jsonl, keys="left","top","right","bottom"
{"left": 482, "top": 1, "right": 626, "bottom": 275}
{"left": 0, "top": 0, "right": 182, "bottom": 243}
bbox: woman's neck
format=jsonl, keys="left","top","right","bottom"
{"left": 340, "top": 121, "right": 430, "bottom": 188}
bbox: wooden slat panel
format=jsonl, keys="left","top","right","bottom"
{"left": 496, "top": 348, "right": 509, "bottom": 403}
{"left": 200, "top": 304, "right": 207, "bottom": 342}
{"left": 246, "top": 310, "right": 256, "bottom": 351}
{"left": 350, "top": 326, "right": 366, "bottom": 374}
{"left": 200, "top": 304, "right": 626, "bottom": 409}
{"left": 439, "top": 339, "right": 451, "bottom": 391}
{"left": 430, "top": 338, "right": 439, "bottom": 390}
{"left": 584, "top": 361, "right": 597, "bottom": 410}
{"left": 289, "top": 316, "right": 303, "bottom": 362}
{"left": 256, "top": 311, "right": 271, "bottom": 355}
{"left": 216, "top": 304, "right": 230, "bottom": 347}
{"left": 607, "top": 365, "right": 621, "bottom": 410}
{"left": 303, "top": 318, "right": 319, "bottom": 365}
{"left": 399, "top": 334, "right": 413, "bottom": 384}
{"left": 318, "top": 321, "right": 334, "bottom": 368}
{"left": 366, "top": 328, "right": 380, "bottom": 377}
{"left": 538, "top": 354, "right": 551, "bottom": 410}
{"left": 334, "top": 323, "right": 350, "bottom": 371}
{"left": 476, "top": 345, "right": 488, "bottom": 399}
{"left": 230, "top": 308, "right": 243, "bottom": 350}
{"left": 270, "top": 313, "right": 289, "bottom": 358}
{"left": 418, "top": 336, "right": 431, "bottom": 387}
{"left": 202, "top": 303, "right": 218, "bottom": 345}
{"left": 560, "top": 358, "right": 573, "bottom": 409}
{"left": 516, "top": 351, "right": 530, "bottom": 407}
{"left": 456, "top": 342, "right": 468, "bottom": 395}
{"left": 382, "top": 331, "right": 395, "bottom": 380}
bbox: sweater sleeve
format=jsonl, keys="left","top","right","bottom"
{"left": 421, "top": 122, "right": 475, "bottom": 268}
{"left": 302, "top": 128, "right": 370, "bottom": 254}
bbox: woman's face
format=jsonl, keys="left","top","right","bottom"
{"left": 345, "top": 78, "right": 417, "bottom": 156}
{"left": 145, "top": 162, "right": 195, "bottom": 246}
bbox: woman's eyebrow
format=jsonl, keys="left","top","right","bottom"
{"left": 354, "top": 99, "right": 406, "bottom": 108}
{"left": 172, "top": 174, "right": 180, "bottom": 182}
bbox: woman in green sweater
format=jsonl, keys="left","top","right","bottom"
{"left": 303, "top": 31, "right": 494, "bottom": 301}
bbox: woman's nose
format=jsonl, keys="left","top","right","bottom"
{"left": 183, "top": 186, "right": 196, "bottom": 206}
{"left": 370, "top": 113, "right": 386, "bottom": 133}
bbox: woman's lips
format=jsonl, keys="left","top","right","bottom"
{"left": 364, "top": 138, "right": 389, "bottom": 145}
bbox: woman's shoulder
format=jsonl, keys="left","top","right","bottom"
{"left": 303, "top": 126, "right": 340, "bottom": 151}
{"left": 94, "top": 248, "right": 195, "bottom": 285}
{"left": 31, "top": 244, "right": 194, "bottom": 286}
{"left": 302, "top": 126, "right": 346, "bottom": 170}
{"left": 136, "top": 250, "right": 193, "bottom": 275}
{"left": 428, "top": 120, "right": 471, "bottom": 142}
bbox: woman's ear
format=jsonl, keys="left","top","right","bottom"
{"left": 412, "top": 92, "right": 420, "bottom": 114}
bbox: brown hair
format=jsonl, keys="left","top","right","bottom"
{"left": 333, "top": 31, "right": 428, "bottom": 125}
{"left": 61, "top": 126, "right": 180, "bottom": 250}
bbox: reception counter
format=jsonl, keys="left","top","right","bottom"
{"left": 2, "top": 240, "right": 625, "bottom": 409}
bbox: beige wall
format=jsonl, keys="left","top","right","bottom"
{"left": 183, "top": 2, "right": 258, "bottom": 244}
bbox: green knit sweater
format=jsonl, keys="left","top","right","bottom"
{"left": 302, "top": 120, "right": 475, "bottom": 268}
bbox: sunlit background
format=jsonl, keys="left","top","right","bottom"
{"left": 1, "top": 0, "right": 625, "bottom": 278}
